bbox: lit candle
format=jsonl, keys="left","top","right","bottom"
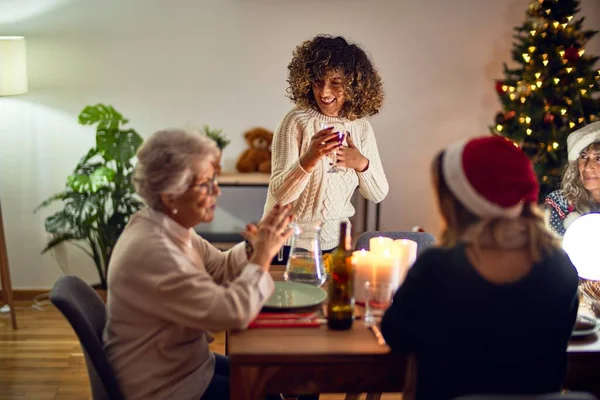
{"left": 352, "top": 249, "right": 374, "bottom": 303}
{"left": 353, "top": 237, "right": 415, "bottom": 302}
{"left": 373, "top": 248, "right": 401, "bottom": 288}
{"left": 393, "top": 239, "right": 418, "bottom": 283}
{"left": 370, "top": 236, "right": 394, "bottom": 255}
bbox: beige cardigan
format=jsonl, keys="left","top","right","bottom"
{"left": 103, "top": 208, "right": 274, "bottom": 400}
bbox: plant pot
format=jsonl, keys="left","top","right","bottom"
{"left": 95, "top": 289, "right": 107, "bottom": 303}
{"left": 91, "top": 283, "right": 107, "bottom": 303}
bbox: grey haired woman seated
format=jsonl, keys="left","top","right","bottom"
{"left": 103, "top": 128, "right": 293, "bottom": 400}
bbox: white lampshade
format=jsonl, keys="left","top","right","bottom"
{"left": 0, "top": 36, "right": 28, "bottom": 96}
{"left": 562, "top": 213, "right": 600, "bottom": 280}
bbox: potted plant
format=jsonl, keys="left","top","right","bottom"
{"left": 200, "top": 125, "right": 230, "bottom": 174}
{"left": 35, "top": 104, "right": 144, "bottom": 291}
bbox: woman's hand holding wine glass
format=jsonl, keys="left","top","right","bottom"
{"left": 336, "top": 133, "right": 369, "bottom": 172}
{"left": 300, "top": 123, "right": 343, "bottom": 173}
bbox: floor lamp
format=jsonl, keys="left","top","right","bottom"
{"left": 0, "top": 36, "right": 28, "bottom": 329}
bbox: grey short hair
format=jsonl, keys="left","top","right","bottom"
{"left": 133, "top": 128, "right": 220, "bottom": 209}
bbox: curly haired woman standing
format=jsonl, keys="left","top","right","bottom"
{"left": 265, "top": 35, "right": 389, "bottom": 260}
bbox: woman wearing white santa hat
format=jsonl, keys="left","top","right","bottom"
{"left": 381, "top": 136, "right": 579, "bottom": 400}
{"left": 545, "top": 121, "right": 600, "bottom": 235}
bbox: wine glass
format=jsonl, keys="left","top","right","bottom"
{"left": 314, "top": 120, "right": 346, "bottom": 174}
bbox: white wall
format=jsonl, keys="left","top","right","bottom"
{"left": 1, "top": 0, "right": 599, "bottom": 288}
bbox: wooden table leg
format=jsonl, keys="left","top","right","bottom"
{"left": 0, "top": 200, "right": 17, "bottom": 329}
{"left": 230, "top": 364, "right": 265, "bottom": 400}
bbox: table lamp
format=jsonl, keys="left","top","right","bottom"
{"left": 0, "top": 36, "right": 28, "bottom": 329}
{"left": 562, "top": 213, "right": 600, "bottom": 282}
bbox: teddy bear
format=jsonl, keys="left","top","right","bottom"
{"left": 235, "top": 127, "right": 273, "bottom": 173}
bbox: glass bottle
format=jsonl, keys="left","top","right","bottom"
{"left": 327, "top": 222, "right": 354, "bottom": 330}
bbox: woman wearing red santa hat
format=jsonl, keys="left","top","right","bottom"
{"left": 545, "top": 121, "right": 600, "bottom": 236}
{"left": 381, "top": 136, "right": 579, "bottom": 400}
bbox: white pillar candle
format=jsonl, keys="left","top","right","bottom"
{"left": 369, "top": 236, "right": 394, "bottom": 255}
{"left": 394, "top": 239, "right": 417, "bottom": 268}
{"left": 352, "top": 249, "right": 374, "bottom": 303}
{"left": 373, "top": 248, "right": 401, "bottom": 289}
{"left": 393, "top": 239, "right": 418, "bottom": 283}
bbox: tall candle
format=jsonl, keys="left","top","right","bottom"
{"left": 394, "top": 239, "right": 417, "bottom": 268}
{"left": 393, "top": 239, "right": 418, "bottom": 283}
{"left": 352, "top": 249, "right": 374, "bottom": 303}
{"left": 369, "top": 236, "right": 394, "bottom": 255}
{"left": 373, "top": 248, "right": 401, "bottom": 288}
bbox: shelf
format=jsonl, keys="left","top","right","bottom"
{"left": 217, "top": 172, "right": 270, "bottom": 187}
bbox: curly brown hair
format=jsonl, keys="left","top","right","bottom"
{"left": 286, "top": 35, "right": 384, "bottom": 120}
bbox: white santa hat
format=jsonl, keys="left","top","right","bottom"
{"left": 567, "top": 121, "right": 600, "bottom": 162}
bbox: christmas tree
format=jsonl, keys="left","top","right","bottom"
{"left": 491, "top": 0, "right": 600, "bottom": 200}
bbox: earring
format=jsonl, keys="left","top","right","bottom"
{"left": 172, "top": 208, "right": 178, "bottom": 215}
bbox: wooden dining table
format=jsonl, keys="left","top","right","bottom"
{"left": 227, "top": 268, "right": 600, "bottom": 399}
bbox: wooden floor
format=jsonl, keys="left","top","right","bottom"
{"left": 0, "top": 301, "right": 401, "bottom": 400}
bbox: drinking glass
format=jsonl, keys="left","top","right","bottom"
{"left": 364, "top": 281, "right": 395, "bottom": 326}
{"left": 314, "top": 120, "right": 346, "bottom": 173}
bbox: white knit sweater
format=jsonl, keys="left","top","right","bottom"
{"left": 264, "top": 107, "right": 389, "bottom": 250}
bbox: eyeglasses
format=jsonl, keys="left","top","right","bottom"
{"left": 190, "top": 175, "right": 219, "bottom": 195}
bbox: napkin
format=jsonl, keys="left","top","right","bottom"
{"left": 248, "top": 311, "right": 324, "bottom": 329}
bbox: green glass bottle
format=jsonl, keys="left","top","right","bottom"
{"left": 327, "top": 222, "right": 354, "bottom": 330}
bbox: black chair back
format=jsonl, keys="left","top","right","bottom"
{"left": 355, "top": 231, "right": 437, "bottom": 255}
{"left": 50, "top": 275, "right": 124, "bottom": 400}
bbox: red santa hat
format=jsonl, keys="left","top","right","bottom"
{"left": 442, "top": 136, "right": 539, "bottom": 219}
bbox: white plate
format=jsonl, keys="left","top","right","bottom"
{"left": 264, "top": 281, "right": 328, "bottom": 309}
{"left": 571, "top": 315, "right": 600, "bottom": 337}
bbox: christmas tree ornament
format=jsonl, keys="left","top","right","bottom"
{"left": 495, "top": 81, "right": 507, "bottom": 94}
{"left": 495, "top": 112, "right": 506, "bottom": 125}
{"left": 564, "top": 46, "right": 581, "bottom": 62}
{"left": 528, "top": 1, "right": 541, "bottom": 14}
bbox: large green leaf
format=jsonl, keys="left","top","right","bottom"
{"left": 44, "top": 210, "right": 73, "bottom": 234}
{"left": 67, "top": 166, "right": 116, "bottom": 193}
{"left": 62, "top": 192, "right": 101, "bottom": 228}
{"left": 74, "top": 148, "right": 101, "bottom": 171}
{"left": 34, "top": 191, "right": 67, "bottom": 213}
{"left": 96, "top": 128, "right": 143, "bottom": 164}
{"left": 78, "top": 104, "right": 129, "bottom": 130}
{"left": 41, "top": 232, "right": 82, "bottom": 254}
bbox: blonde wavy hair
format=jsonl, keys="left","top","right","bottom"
{"left": 432, "top": 152, "right": 560, "bottom": 262}
{"left": 561, "top": 142, "right": 600, "bottom": 214}
{"left": 286, "top": 35, "right": 384, "bottom": 121}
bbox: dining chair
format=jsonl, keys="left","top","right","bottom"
{"left": 354, "top": 230, "right": 437, "bottom": 254}
{"left": 50, "top": 275, "right": 125, "bottom": 400}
